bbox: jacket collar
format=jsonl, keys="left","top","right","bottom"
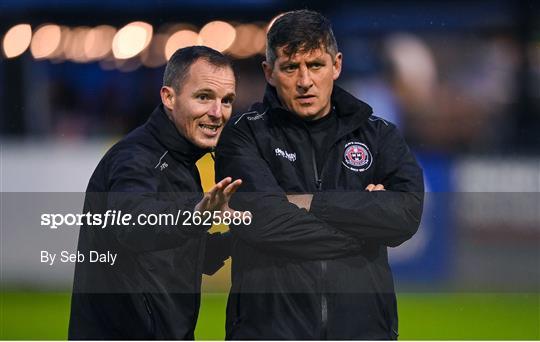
{"left": 262, "top": 84, "right": 373, "bottom": 135}
{"left": 145, "top": 105, "right": 209, "bottom": 165}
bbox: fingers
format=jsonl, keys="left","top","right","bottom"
{"left": 223, "top": 179, "right": 242, "bottom": 198}
{"left": 206, "top": 180, "right": 222, "bottom": 206}
{"left": 215, "top": 177, "right": 235, "bottom": 204}
{"left": 200, "top": 177, "right": 242, "bottom": 211}
{"left": 216, "top": 177, "right": 232, "bottom": 188}
{"left": 197, "top": 177, "right": 230, "bottom": 211}
{"left": 194, "top": 194, "right": 210, "bottom": 212}
{"left": 365, "top": 184, "right": 385, "bottom": 191}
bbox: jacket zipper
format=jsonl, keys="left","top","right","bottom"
{"left": 310, "top": 142, "right": 323, "bottom": 191}
{"left": 320, "top": 260, "right": 328, "bottom": 339}
{"left": 307, "top": 130, "right": 327, "bottom": 339}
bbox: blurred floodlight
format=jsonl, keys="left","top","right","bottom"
{"left": 2, "top": 24, "right": 32, "bottom": 58}
{"left": 64, "top": 26, "right": 91, "bottom": 62}
{"left": 30, "top": 24, "right": 62, "bottom": 59}
{"left": 198, "top": 21, "right": 236, "bottom": 52}
{"left": 256, "top": 22, "right": 268, "bottom": 54}
{"left": 384, "top": 33, "right": 437, "bottom": 102}
{"left": 228, "top": 24, "right": 265, "bottom": 58}
{"left": 84, "top": 25, "right": 116, "bottom": 61}
{"left": 50, "top": 26, "right": 72, "bottom": 61}
{"left": 141, "top": 33, "right": 168, "bottom": 68}
{"left": 112, "top": 21, "right": 153, "bottom": 59}
{"left": 165, "top": 30, "right": 199, "bottom": 60}
{"left": 163, "top": 23, "right": 198, "bottom": 35}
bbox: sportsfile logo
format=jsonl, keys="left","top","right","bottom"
{"left": 275, "top": 147, "right": 296, "bottom": 162}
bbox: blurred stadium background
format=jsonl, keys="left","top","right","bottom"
{"left": 1, "top": 0, "right": 539, "bottom": 339}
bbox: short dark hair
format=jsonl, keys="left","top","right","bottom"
{"left": 163, "top": 46, "right": 233, "bottom": 92}
{"left": 266, "top": 9, "right": 338, "bottom": 65}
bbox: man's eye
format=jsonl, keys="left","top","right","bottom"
{"left": 222, "top": 98, "right": 234, "bottom": 105}
{"left": 197, "top": 94, "right": 210, "bottom": 101}
{"left": 284, "top": 65, "right": 297, "bottom": 72}
{"left": 310, "top": 64, "right": 323, "bottom": 69}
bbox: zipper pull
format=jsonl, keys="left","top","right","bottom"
{"left": 316, "top": 178, "right": 323, "bottom": 191}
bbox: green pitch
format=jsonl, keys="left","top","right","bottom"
{"left": 0, "top": 292, "right": 538, "bottom": 340}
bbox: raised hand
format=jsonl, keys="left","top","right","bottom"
{"left": 194, "top": 177, "right": 243, "bottom": 214}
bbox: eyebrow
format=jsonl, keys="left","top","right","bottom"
{"left": 193, "top": 88, "right": 215, "bottom": 94}
{"left": 193, "top": 88, "right": 236, "bottom": 99}
{"left": 279, "top": 57, "right": 326, "bottom": 66}
{"left": 280, "top": 61, "right": 299, "bottom": 67}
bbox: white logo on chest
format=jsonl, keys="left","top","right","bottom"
{"left": 275, "top": 148, "right": 296, "bottom": 162}
{"left": 154, "top": 151, "right": 169, "bottom": 171}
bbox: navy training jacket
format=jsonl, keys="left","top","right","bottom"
{"left": 69, "top": 105, "right": 229, "bottom": 340}
{"left": 215, "top": 85, "right": 424, "bottom": 340}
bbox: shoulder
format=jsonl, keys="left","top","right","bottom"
{"left": 101, "top": 126, "right": 165, "bottom": 175}
{"left": 223, "top": 104, "right": 270, "bottom": 137}
{"left": 230, "top": 103, "right": 269, "bottom": 126}
{"left": 367, "top": 115, "right": 390, "bottom": 127}
{"left": 218, "top": 105, "right": 271, "bottom": 152}
{"left": 363, "top": 114, "right": 400, "bottom": 136}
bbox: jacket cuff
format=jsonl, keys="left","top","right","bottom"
{"left": 310, "top": 192, "right": 329, "bottom": 221}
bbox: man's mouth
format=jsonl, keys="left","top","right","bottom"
{"left": 199, "top": 123, "right": 222, "bottom": 135}
{"left": 296, "top": 95, "right": 316, "bottom": 104}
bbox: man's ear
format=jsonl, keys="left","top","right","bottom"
{"left": 160, "top": 86, "right": 175, "bottom": 111}
{"left": 332, "top": 52, "right": 343, "bottom": 81}
{"left": 262, "top": 61, "right": 275, "bottom": 87}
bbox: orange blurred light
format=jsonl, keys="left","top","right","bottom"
{"left": 112, "top": 21, "right": 153, "bottom": 59}
{"left": 2, "top": 24, "right": 32, "bottom": 58}
{"left": 84, "top": 25, "right": 116, "bottom": 61}
{"left": 256, "top": 22, "right": 268, "bottom": 54}
{"left": 162, "top": 22, "right": 198, "bottom": 36}
{"left": 385, "top": 33, "right": 437, "bottom": 102}
{"left": 30, "top": 24, "right": 62, "bottom": 59}
{"left": 49, "top": 26, "right": 72, "bottom": 61}
{"left": 141, "top": 33, "right": 168, "bottom": 68}
{"left": 64, "top": 26, "right": 91, "bottom": 62}
{"left": 227, "top": 24, "right": 265, "bottom": 59}
{"left": 198, "top": 21, "right": 236, "bottom": 52}
{"left": 164, "top": 30, "right": 199, "bottom": 60}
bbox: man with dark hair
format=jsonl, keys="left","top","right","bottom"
{"left": 69, "top": 46, "right": 240, "bottom": 339}
{"left": 216, "top": 9, "right": 424, "bottom": 339}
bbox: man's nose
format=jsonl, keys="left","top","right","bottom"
{"left": 296, "top": 66, "right": 313, "bottom": 91}
{"left": 207, "top": 101, "right": 223, "bottom": 119}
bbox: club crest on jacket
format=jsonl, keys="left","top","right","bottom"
{"left": 342, "top": 142, "right": 372, "bottom": 172}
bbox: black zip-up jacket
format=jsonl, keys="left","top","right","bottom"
{"left": 69, "top": 105, "right": 229, "bottom": 340}
{"left": 215, "top": 85, "right": 424, "bottom": 340}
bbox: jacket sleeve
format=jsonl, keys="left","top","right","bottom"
{"left": 215, "top": 119, "right": 364, "bottom": 260}
{"left": 101, "top": 147, "right": 206, "bottom": 253}
{"left": 203, "top": 232, "right": 231, "bottom": 275}
{"left": 310, "top": 123, "right": 424, "bottom": 247}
